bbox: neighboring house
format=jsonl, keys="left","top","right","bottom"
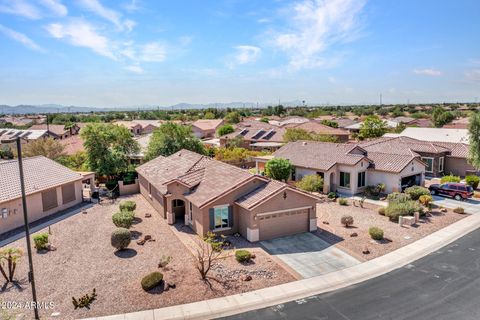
{"left": 129, "top": 133, "right": 152, "bottom": 164}
{"left": 392, "top": 116, "right": 415, "bottom": 124}
{"left": 191, "top": 119, "right": 224, "bottom": 139}
{"left": 389, "top": 127, "right": 469, "bottom": 144}
{"left": 58, "top": 135, "right": 85, "bottom": 155}
{"left": 0, "top": 117, "right": 34, "bottom": 127}
{"left": 268, "top": 116, "right": 310, "bottom": 126}
{"left": 443, "top": 118, "right": 469, "bottom": 129}
{"left": 30, "top": 124, "right": 80, "bottom": 139}
{"left": 285, "top": 121, "right": 350, "bottom": 142}
{"left": 257, "top": 140, "right": 426, "bottom": 195}
{"left": 345, "top": 119, "right": 400, "bottom": 133}
{"left": 332, "top": 118, "right": 359, "bottom": 129}
{"left": 114, "top": 121, "right": 143, "bottom": 135}
{"left": 0, "top": 156, "right": 86, "bottom": 234}
{"left": 136, "top": 149, "right": 319, "bottom": 242}
{"left": 114, "top": 120, "right": 162, "bottom": 135}
{"left": 0, "top": 129, "right": 50, "bottom": 145}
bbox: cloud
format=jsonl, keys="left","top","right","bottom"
{"left": 227, "top": 45, "right": 261, "bottom": 68}
{"left": 0, "top": 24, "right": 45, "bottom": 52}
{"left": 78, "top": 0, "right": 135, "bottom": 31}
{"left": 271, "top": 0, "right": 366, "bottom": 69}
{"left": 122, "top": 0, "right": 139, "bottom": 13}
{"left": 413, "top": 68, "right": 442, "bottom": 76}
{"left": 0, "top": 0, "right": 41, "bottom": 19}
{"left": 38, "top": 0, "right": 67, "bottom": 16}
{"left": 124, "top": 64, "right": 144, "bottom": 74}
{"left": 45, "top": 20, "right": 115, "bottom": 59}
{"left": 140, "top": 42, "right": 167, "bottom": 62}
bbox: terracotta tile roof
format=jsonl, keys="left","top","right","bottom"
{"left": 290, "top": 121, "right": 350, "bottom": 136}
{"left": 235, "top": 180, "right": 285, "bottom": 209}
{"left": 0, "top": 156, "right": 83, "bottom": 203}
{"left": 30, "top": 124, "right": 70, "bottom": 136}
{"left": 273, "top": 141, "right": 368, "bottom": 171}
{"left": 359, "top": 137, "right": 451, "bottom": 156}
{"left": 222, "top": 120, "right": 286, "bottom": 142}
{"left": 113, "top": 121, "right": 142, "bottom": 129}
{"left": 191, "top": 119, "right": 224, "bottom": 131}
{"left": 365, "top": 152, "right": 419, "bottom": 173}
{"left": 58, "top": 135, "right": 85, "bottom": 155}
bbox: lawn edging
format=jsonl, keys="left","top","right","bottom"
{"left": 85, "top": 213, "right": 480, "bottom": 320}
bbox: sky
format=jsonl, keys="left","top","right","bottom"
{"left": 0, "top": 0, "right": 479, "bottom": 107}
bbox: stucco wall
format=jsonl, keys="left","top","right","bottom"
{"left": 138, "top": 174, "right": 166, "bottom": 218}
{"left": 445, "top": 157, "right": 478, "bottom": 177}
{"left": 0, "top": 180, "right": 82, "bottom": 234}
{"left": 119, "top": 179, "right": 140, "bottom": 196}
{"left": 368, "top": 159, "right": 425, "bottom": 194}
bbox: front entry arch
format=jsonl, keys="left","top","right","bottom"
{"left": 172, "top": 199, "right": 185, "bottom": 224}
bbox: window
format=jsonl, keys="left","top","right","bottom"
{"left": 438, "top": 157, "right": 444, "bottom": 172}
{"left": 188, "top": 202, "right": 193, "bottom": 222}
{"left": 172, "top": 199, "right": 184, "bottom": 207}
{"left": 339, "top": 172, "right": 351, "bottom": 188}
{"left": 357, "top": 172, "right": 366, "bottom": 188}
{"left": 422, "top": 157, "right": 434, "bottom": 173}
{"left": 41, "top": 189, "right": 58, "bottom": 212}
{"left": 1, "top": 208, "right": 8, "bottom": 219}
{"left": 214, "top": 206, "right": 229, "bottom": 230}
{"left": 61, "top": 183, "right": 76, "bottom": 204}
{"left": 148, "top": 183, "right": 152, "bottom": 196}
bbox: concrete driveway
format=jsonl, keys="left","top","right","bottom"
{"left": 260, "top": 233, "right": 360, "bottom": 278}
{"left": 432, "top": 195, "right": 480, "bottom": 214}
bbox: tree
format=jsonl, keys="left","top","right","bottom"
{"left": 193, "top": 235, "right": 226, "bottom": 280}
{"left": 204, "top": 112, "right": 215, "bottom": 119}
{"left": 265, "top": 158, "right": 293, "bottom": 182}
{"left": 0, "top": 248, "right": 22, "bottom": 283}
{"left": 81, "top": 123, "right": 139, "bottom": 178}
{"left": 468, "top": 112, "right": 480, "bottom": 169}
{"left": 56, "top": 151, "right": 88, "bottom": 171}
{"left": 432, "top": 107, "right": 455, "bottom": 127}
{"left": 320, "top": 119, "right": 338, "bottom": 128}
{"left": 216, "top": 124, "right": 234, "bottom": 136}
{"left": 225, "top": 111, "right": 241, "bottom": 124}
{"left": 145, "top": 122, "right": 204, "bottom": 160}
{"left": 284, "top": 128, "right": 338, "bottom": 143}
{"left": 296, "top": 174, "right": 323, "bottom": 192}
{"left": 22, "top": 137, "right": 65, "bottom": 160}
{"left": 358, "top": 115, "right": 388, "bottom": 139}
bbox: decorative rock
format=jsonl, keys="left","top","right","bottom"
{"left": 168, "top": 282, "right": 176, "bottom": 289}
{"left": 241, "top": 275, "right": 252, "bottom": 281}
{"left": 47, "top": 244, "right": 57, "bottom": 251}
{"left": 362, "top": 247, "right": 370, "bottom": 254}
{"left": 322, "top": 221, "right": 329, "bottom": 225}
{"left": 137, "top": 239, "right": 146, "bottom": 245}
{"left": 144, "top": 235, "right": 152, "bottom": 241}
{"left": 250, "top": 253, "right": 256, "bottom": 259}
{"left": 441, "top": 208, "right": 448, "bottom": 213}
{"left": 350, "top": 232, "right": 358, "bottom": 237}
{"left": 51, "top": 312, "right": 61, "bottom": 317}
{"left": 82, "top": 210, "right": 88, "bottom": 214}
{"left": 145, "top": 213, "right": 152, "bottom": 218}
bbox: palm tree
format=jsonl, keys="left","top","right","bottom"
{"left": 0, "top": 248, "right": 22, "bottom": 282}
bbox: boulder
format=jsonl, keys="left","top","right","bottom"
{"left": 350, "top": 232, "right": 358, "bottom": 237}
{"left": 144, "top": 235, "right": 152, "bottom": 241}
{"left": 145, "top": 213, "right": 152, "bottom": 218}
{"left": 241, "top": 275, "right": 252, "bottom": 281}
{"left": 362, "top": 247, "right": 370, "bottom": 254}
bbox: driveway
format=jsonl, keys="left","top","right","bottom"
{"left": 260, "top": 233, "right": 360, "bottom": 278}
{"left": 432, "top": 195, "right": 480, "bottom": 214}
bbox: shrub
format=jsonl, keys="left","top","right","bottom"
{"left": 385, "top": 200, "right": 421, "bottom": 222}
{"left": 466, "top": 175, "right": 480, "bottom": 189}
{"left": 111, "top": 228, "right": 131, "bottom": 250}
{"left": 338, "top": 198, "right": 348, "bottom": 206}
{"left": 119, "top": 200, "right": 136, "bottom": 212}
{"left": 141, "top": 272, "right": 163, "bottom": 291}
{"left": 404, "top": 186, "right": 430, "bottom": 200}
{"left": 235, "top": 250, "right": 252, "bottom": 263}
{"left": 441, "top": 174, "right": 461, "bottom": 183}
{"left": 418, "top": 194, "right": 433, "bottom": 206}
{"left": 112, "top": 211, "right": 134, "bottom": 228}
{"left": 341, "top": 215, "right": 354, "bottom": 227}
{"left": 386, "top": 192, "right": 411, "bottom": 203}
{"left": 369, "top": 227, "right": 384, "bottom": 240}
{"left": 378, "top": 207, "right": 386, "bottom": 216}
{"left": 33, "top": 233, "right": 49, "bottom": 250}
{"left": 453, "top": 207, "right": 465, "bottom": 214}
{"left": 217, "top": 124, "right": 235, "bottom": 136}
{"left": 296, "top": 174, "right": 323, "bottom": 192}
{"left": 327, "top": 192, "right": 337, "bottom": 199}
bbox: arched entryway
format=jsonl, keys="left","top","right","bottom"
{"left": 172, "top": 199, "right": 185, "bottom": 223}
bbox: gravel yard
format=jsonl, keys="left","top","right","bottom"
{"left": 0, "top": 194, "right": 293, "bottom": 320}
{"left": 316, "top": 199, "right": 467, "bottom": 260}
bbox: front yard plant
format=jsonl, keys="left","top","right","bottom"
{"left": 296, "top": 174, "right": 323, "bottom": 192}
{"left": 193, "top": 237, "right": 226, "bottom": 280}
{"left": 112, "top": 211, "right": 134, "bottom": 228}
{"left": 33, "top": 233, "right": 49, "bottom": 250}
{"left": 466, "top": 175, "right": 480, "bottom": 189}
{"left": 418, "top": 194, "right": 433, "bottom": 207}
{"left": 386, "top": 192, "right": 411, "bottom": 203}
{"left": 369, "top": 227, "right": 384, "bottom": 240}
{"left": 235, "top": 250, "right": 252, "bottom": 263}
{"left": 338, "top": 198, "right": 348, "bottom": 206}
{"left": 0, "top": 248, "right": 22, "bottom": 283}
{"left": 119, "top": 200, "right": 136, "bottom": 212}
{"left": 404, "top": 186, "right": 430, "bottom": 200}
{"left": 453, "top": 207, "right": 465, "bottom": 214}
{"left": 141, "top": 272, "right": 163, "bottom": 291}
{"left": 111, "top": 228, "right": 131, "bottom": 251}
{"left": 385, "top": 200, "right": 421, "bottom": 222}
{"left": 378, "top": 207, "right": 386, "bottom": 215}
{"left": 441, "top": 174, "right": 461, "bottom": 183}
{"left": 341, "top": 215, "right": 354, "bottom": 227}
{"left": 72, "top": 289, "right": 97, "bottom": 310}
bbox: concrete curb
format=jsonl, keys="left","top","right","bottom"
{"left": 84, "top": 213, "right": 480, "bottom": 320}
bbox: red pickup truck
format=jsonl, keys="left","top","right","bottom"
{"left": 428, "top": 183, "right": 474, "bottom": 201}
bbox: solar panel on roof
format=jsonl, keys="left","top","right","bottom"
{"left": 239, "top": 128, "right": 248, "bottom": 136}
{"left": 251, "top": 129, "right": 265, "bottom": 139}
{"left": 262, "top": 129, "right": 275, "bottom": 140}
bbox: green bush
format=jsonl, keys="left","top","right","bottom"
{"left": 119, "top": 200, "right": 136, "bottom": 212}
{"left": 369, "top": 227, "right": 384, "bottom": 240}
{"left": 453, "top": 207, "right": 465, "bottom": 214}
{"left": 418, "top": 194, "right": 433, "bottom": 206}
{"left": 378, "top": 207, "right": 386, "bottom": 216}
{"left": 235, "top": 250, "right": 252, "bottom": 263}
{"left": 466, "top": 175, "right": 480, "bottom": 189}
{"left": 340, "top": 215, "right": 354, "bottom": 227}
{"left": 112, "top": 211, "right": 134, "bottom": 228}
{"left": 295, "top": 174, "right": 324, "bottom": 192}
{"left": 441, "top": 174, "right": 461, "bottom": 183}
{"left": 404, "top": 186, "right": 430, "bottom": 200}
{"left": 111, "top": 228, "right": 131, "bottom": 250}
{"left": 217, "top": 124, "right": 235, "bottom": 136}
{"left": 386, "top": 192, "right": 411, "bottom": 203}
{"left": 385, "top": 200, "right": 421, "bottom": 222}
{"left": 338, "top": 198, "right": 348, "bottom": 206}
{"left": 327, "top": 192, "right": 337, "bottom": 199}
{"left": 141, "top": 272, "right": 163, "bottom": 291}
{"left": 33, "top": 233, "right": 49, "bottom": 250}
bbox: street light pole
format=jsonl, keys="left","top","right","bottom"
{"left": 14, "top": 137, "right": 40, "bottom": 319}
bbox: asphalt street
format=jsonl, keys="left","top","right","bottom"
{"left": 221, "top": 228, "right": 480, "bottom": 320}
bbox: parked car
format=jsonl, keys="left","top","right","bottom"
{"left": 428, "top": 183, "right": 474, "bottom": 201}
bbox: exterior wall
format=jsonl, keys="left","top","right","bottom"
{"left": 418, "top": 152, "right": 448, "bottom": 177}
{"left": 334, "top": 160, "right": 369, "bottom": 195}
{"left": 141, "top": 125, "right": 156, "bottom": 135}
{"left": 334, "top": 134, "right": 350, "bottom": 143}
{"left": 119, "top": 179, "right": 140, "bottom": 196}
{"left": 0, "top": 180, "right": 82, "bottom": 234}
{"left": 445, "top": 157, "right": 479, "bottom": 177}
{"left": 138, "top": 174, "right": 166, "bottom": 218}
{"left": 368, "top": 160, "right": 425, "bottom": 193}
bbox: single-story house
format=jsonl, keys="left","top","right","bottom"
{"left": 136, "top": 149, "right": 320, "bottom": 242}
{"left": 0, "top": 156, "right": 86, "bottom": 234}
{"left": 30, "top": 124, "right": 81, "bottom": 139}
{"left": 345, "top": 119, "right": 400, "bottom": 133}
{"left": 257, "top": 140, "right": 426, "bottom": 195}
{"left": 130, "top": 120, "right": 163, "bottom": 135}
{"left": 0, "top": 129, "right": 51, "bottom": 149}
{"left": 114, "top": 121, "right": 143, "bottom": 135}
{"left": 389, "top": 127, "right": 469, "bottom": 144}
{"left": 191, "top": 119, "right": 225, "bottom": 139}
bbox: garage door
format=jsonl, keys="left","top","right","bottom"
{"left": 258, "top": 208, "right": 309, "bottom": 241}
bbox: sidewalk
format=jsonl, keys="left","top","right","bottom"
{"left": 84, "top": 213, "right": 480, "bottom": 320}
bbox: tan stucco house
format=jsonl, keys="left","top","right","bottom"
{"left": 191, "top": 119, "right": 225, "bottom": 139}
{"left": 136, "top": 149, "right": 320, "bottom": 242}
{"left": 0, "top": 156, "right": 85, "bottom": 234}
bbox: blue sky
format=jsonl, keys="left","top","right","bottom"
{"left": 0, "top": 0, "right": 479, "bottom": 107}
